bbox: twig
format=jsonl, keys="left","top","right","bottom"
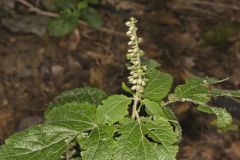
{"left": 16, "top": 0, "right": 58, "bottom": 17}
{"left": 189, "top": 0, "right": 240, "bottom": 11}
{"left": 177, "top": 0, "right": 240, "bottom": 12}
{"left": 16, "top": 0, "right": 126, "bottom": 37}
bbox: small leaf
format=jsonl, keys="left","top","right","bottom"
{"left": 0, "top": 125, "right": 77, "bottom": 160}
{"left": 144, "top": 68, "right": 173, "bottom": 102}
{"left": 96, "top": 95, "right": 131, "bottom": 124}
{"left": 158, "top": 107, "right": 182, "bottom": 142}
{"left": 78, "top": 125, "right": 116, "bottom": 160}
{"left": 81, "top": 8, "right": 102, "bottom": 28}
{"left": 197, "top": 105, "right": 233, "bottom": 128}
{"left": 45, "top": 102, "right": 97, "bottom": 131}
{"left": 173, "top": 77, "right": 210, "bottom": 104}
{"left": 48, "top": 14, "right": 78, "bottom": 37}
{"left": 121, "top": 82, "right": 133, "bottom": 94}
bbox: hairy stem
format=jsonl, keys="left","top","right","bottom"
{"left": 131, "top": 95, "right": 139, "bottom": 119}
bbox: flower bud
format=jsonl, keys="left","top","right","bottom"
{"left": 133, "top": 61, "right": 138, "bottom": 65}
{"left": 132, "top": 79, "right": 137, "bottom": 84}
{"left": 125, "top": 21, "right": 131, "bottom": 26}
{"left": 133, "top": 73, "right": 138, "bottom": 78}
{"left": 131, "top": 85, "right": 136, "bottom": 90}
{"left": 137, "top": 78, "right": 142, "bottom": 84}
{"left": 138, "top": 38, "right": 143, "bottom": 43}
{"left": 126, "top": 31, "right": 131, "bottom": 35}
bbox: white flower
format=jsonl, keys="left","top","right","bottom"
{"left": 126, "top": 17, "right": 147, "bottom": 95}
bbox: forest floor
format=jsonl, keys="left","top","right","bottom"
{"left": 0, "top": 0, "right": 240, "bottom": 159}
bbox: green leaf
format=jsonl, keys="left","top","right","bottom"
{"left": 54, "top": 0, "right": 78, "bottom": 9}
{"left": 121, "top": 82, "right": 133, "bottom": 94}
{"left": 143, "top": 99, "right": 182, "bottom": 141}
{"left": 172, "top": 77, "right": 210, "bottom": 104}
{"left": 143, "top": 58, "right": 160, "bottom": 69}
{"left": 155, "top": 145, "right": 179, "bottom": 160}
{"left": 55, "top": 87, "right": 107, "bottom": 106}
{"left": 158, "top": 107, "right": 182, "bottom": 142}
{"left": 96, "top": 95, "right": 131, "bottom": 125}
{"left": 45, "top": 102, "right": 97, "bottom": 131}
{"left": 81, "top": 8, "right": 102, "bottom": 28}
{"left": 144, "top": 69, "right": 173, "bottom": 102}
{"left": 197, "top": 105, "right": 233, "bottom": 128}
{"left": 143, "top": 117, "right": 177, "bottom": 145}
{"left": 48, "top": 14, "right": 78, "bottom": 37}
{"left": 113, "top": 121, "right": 156, "bottom": 160}
{"left": 0, "top": 102, "right": 99, "bottom": 160}
{"left": 143, "top": 99, "right": 162, "bottom": 116}
{"left": 0, "top": 125, "right": 77, "bottom": 160}
{"left": 78, "top": 125, "right": 116, "bottom": 160}
{"left": 113, "top": 118, "right": 178, "bottom": 160}
{"left": 46, "top": 87, "right": 107, "bottom": 115}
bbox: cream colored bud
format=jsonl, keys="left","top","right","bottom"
{"left": 133, "top": 48, "right": 138, "bottom": 52}
{"left": 137, "top": 78, "right": 142, "bottom": 84}
{"left": 130, "top": 36, "right": 135, "bottom": 41}
{"left": 128, "top": 41, "right": 133, "bottom": 45}
{"left": 126, "top": 31, "right": 131, "bottom": 35}
{"left": 132, "top": 79, "right": 137, "bottom": 84}
{"left": 142, "top": 81, "right": 146, "bottom": 86}
{"left": 128, "top": 49, "right": 133, "bottom": 52}
{"left": 133, "top": 61, "right": 138, "bottom": 65}
{"left": 128, "top": 76, "right": 133, "bottom": 80}
{"left": 138, "top": 38, "right": 143, "bottom": 43}
{"left": 130, "top": 71, "right": 134, "bottom": 75}
{"left": 133, "top": 73, "right": 138, "bottom": 78}
{"left": 138, "top": 69, "right": 143, "bottom": 73}
{"left": 131, "top": 85, "right": 136, "bottom": 90}
{"left": 125, "top": 21, "right": 131, "bottom": 26}
{"left": 135, "top": 85, "right": 140, "bottom": 90}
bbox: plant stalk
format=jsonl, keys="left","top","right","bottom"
{"left": 131, "top": 95, "right": 139, "bottom": 119}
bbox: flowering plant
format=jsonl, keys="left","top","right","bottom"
{"left": 0, "top": 17, "right": 239, "bottom": 160}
